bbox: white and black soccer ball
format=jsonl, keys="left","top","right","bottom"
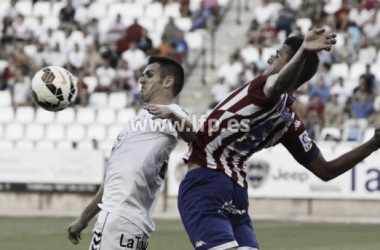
{"left": 31, "top": 66, "right": 77, "bottom": 112}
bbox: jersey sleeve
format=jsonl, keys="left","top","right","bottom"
{"left": 279, "top": 114, "right": 320, "bottom": 166}
{"left": 247, "top": 74, "right": 278, "bottom": 107}
{"left": 161, "top": 104, "right": 190, "bottom": 139}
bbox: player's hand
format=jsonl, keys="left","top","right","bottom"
{"left": 67, "top": 218, "right": 88, "bottom": 245}
{"left": 144, "top": 104, "right": 172, "bottom": 120}
{"left": 303, "top": 28, "right": 336, "bottom": 52}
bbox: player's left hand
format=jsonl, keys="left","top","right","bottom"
{"left": 303, "top": 28, "right": 337, "bottom": 52}
{"left": 144, "top": 104, "right": 172, "bottom": 120}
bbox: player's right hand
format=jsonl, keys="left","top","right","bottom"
{"left": 303, "top": 28, "right": 336, "bottom": 52}
{"left": 67, "top": 218, "right": 88, "bottom": 245}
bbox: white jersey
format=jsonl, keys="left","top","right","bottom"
{"left": 99, "top": 104, "right": 188, "bottom": 235}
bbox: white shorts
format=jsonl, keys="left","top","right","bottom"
{"left": 89, "top": 210, "right": 150, "bottom": 250}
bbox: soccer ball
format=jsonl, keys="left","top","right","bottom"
{"left": 31, "top": 66, "right": 77, "bottom": 112}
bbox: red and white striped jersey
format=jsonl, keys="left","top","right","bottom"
{"left": 184, "top": 74, "right": 319, "bottom": 188}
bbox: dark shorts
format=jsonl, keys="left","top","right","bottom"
{"left": 178, "top": 167, "right": 259, "bottom": 250}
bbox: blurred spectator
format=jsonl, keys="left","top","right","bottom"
{"left": 12, "top": 15, "right": 33, "bottom": 42}
{"left": 347, "top": 22, "right": 363, "bottom": 49}
{"left": 312, "top": 62, "right": 334, "bottom": 87}
{"left": 0, "top": 58, "right": 17, "bottom": 90}
{"left": 362, "top": 14, "right": 380, "bottom": 46}
{"left": 330, "top": 77, "right": 351, "bottom": 106}
{"left": 33, "top": 43, "right": 48, "bottom": 70}
{"left": 351, "top": 93, "right": 375, "bottom": 119}
{"left": 179, "top": 0, "right": 191, "bottom": 17}
{"left": 204, "top": 0, "right": 220, "bottom": 19}
{"left": 353, "top": 75, "right": 369, "bottom": 99}
{"left": 333, "top": 1, "right": 351, "bottom": 31}
{"left": 121, "top": 42, "right": 146, "bottom": 72}
{"left": 75, "top": 71, "right": 89, "bottom": 106}
{"left": 217, "top": 54, "right": 243, "bottom": 90}
{"left": 276, "top": 1, "right": 298, "bottom": 37}
{"left": 5, "top": 0, "right": 19, "bottom": 20}
{"left": 83, "top": 45, "right": 103, "bottom": 75}
{"left": 253, "top": 0, "right": 281, "bottom": 24}
{"left": 68, "top": 43, "right": 85, "bottom": 73}
{"left": 85, "top": 18, "right": 100, "bottom": 42}
{"left": 333, "top": 35, "right": 357, "bottom": 65}
{"left": 59, "top": 0, "right": 76, "bottom": 24}
{"left": 191, "top": 1, "right": 213, "bottom": 31}
{"left": 107, "top": 14, "right": 127, "bottom": 44}
{"left": 136, "top": 29, "right": 153, "bottom": 54}
{"left": 1, "top": 17, "right": 15, "bottom": 45}
{"left": 163, "top": 17, "right": 180, "bottom": 43}
{"left": 348, "top": 1, "right": 374, "bottom": 28}
{"left": 95, "top": 60, "right": 116, "bottom": 93}
{"left": 117, "top": 30, "right": 132, "bottom": 54}
{"left": 260, "top": 21, "right": 278, "bottom": 46}
{"left": 311, "top": 0, "right": 328, "bottom": 25}
{"left": 12, "top": 72, "right": 31, "bottom": 107}
{"left": 100, "top": 44, "right": 119, "bottom": 68}
{"left": 48, "top": 43, "right": 67, "bottom": 68}
{"left": 156, "top": 36, "right": 172, "bottom": 56}
{"left": 309, "top": 77, "right": 330, "bottom": 103}
{"left": 209, "top": 77, "right": 229, "bottom": 109}
{"left": 324, "top": 94, "right": 344, "bottom": 127}
{"left": 360, "top": 64, "right": 377, "bottom": 96}
{"left": 307, "top": 94, "right": 325, "bottom": 124}
{"left": 127, "top": 19, "right": 143, "bottom": 42}
{"left": 246, "top": 20, "right": 261, "bottom": 45}
{"left": 116, "top": 60, "right": 135, "bottom": 92}
{"left": 172, "top": 31, "right": 189, "bottom": 63}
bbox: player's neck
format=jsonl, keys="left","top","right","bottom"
{"left": 146, "top": 95, "right": 174, "bottom": 105}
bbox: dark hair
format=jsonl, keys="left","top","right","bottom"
{"left": 284, "top": 35, "right": 304, "bottom": 61}
{"left": 148, "top": 56, "right": 185, "bottom": 97}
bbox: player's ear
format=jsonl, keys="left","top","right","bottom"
{"left": 163, "top": 76, "right": 174, "bottom": 89}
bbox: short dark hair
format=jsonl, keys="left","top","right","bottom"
{"left": 148, "top": 56, "right": 185, "bottom": 97}
{"left": 284, "top": 35, "right": 304, "bottom": 61}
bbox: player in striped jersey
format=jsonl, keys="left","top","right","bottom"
{"left": 178, "top": 28, "right": 380, "bottom": 250}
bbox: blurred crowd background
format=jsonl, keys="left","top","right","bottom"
{"left": 0, "top": 0, "right": 380, "bottom": 152}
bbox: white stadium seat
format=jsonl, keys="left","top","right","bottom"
{"left": 261, "top": 47, "right": 276, "bottom": 61}
{"left": 319, "top": 127, "right": 342, "bottom": 141}
{"left": 324, "top": 0, "right": 342, "bottom": 14}
{"left": 190, "top": 0, "right": 203, "bottom": 11}
{"left": 66, "top": 124, "right": 86, "bottom": 141}
{"left": 155, "top": 17, "right": 169, "bottom": 35}
{"left": 16, "top": 0, "right": 33, "bottom": 16}
{"left": 358, "top": 46, "right": 377, "bottom": 64}
{"left": 117, "top": 108, "right": 136, "bottom": 124}
{"left": 43, "top": 16, "right": 60, "bottom": 30}
{"left": 5, "top": 123, "right": 24, "bottom": 141}
{"left": 45, "top": 124, "right": 65, "bottom": 142}
{"left": 0, "top": 124, "right": 3, "bottom": 138}
{"left": 0, "top": 140, "right": 13, "bottom": 149}
{"left": 77, "top": 141, "right": 94, "bottom": 150}
{"left": 76, "top": 108, "right": 96, "bottom": 125}
{"left": 185, "top": 31, "right": 204, "bottom": 50}
{"left": 99, "top": 141, "right": 113, "bottom": 154}
{"left": 87, "top": 124, "right": 107, "bottom": 141}
{"left": 240, "top": 46, "right": 260, "bottom": 64}
{"left": 55, "top": 108, "right": 76, "bottom": 124}
{"left": 51, "top": 1, "right": 64, "bottom": 16}
{"left": 83, "top": 76, "right": 98, "bottom": 93}
{"left": 123, "top": 3, "right": 144, "bottom": 19}
{"left": 0, "top": 1, "right": 10, "bottom": 18}
{"left": 97, "top": 108, "right": 116, "bottom": 125}
{"left": 56, "top": 141, "right": 73, "bottom": 150}
{"left": 374, "top": 96, "right": 380, "bottom": 111}
{"left": 15, "top": 107, "right": 35, "bottom": 124}
{"left": 363, "top": 127, "right": 375, "bottom": 142}
{"left": 175, "top": 18, "right": 192, "bottom": 32}
{"left": 35, "top": 140, "right": 55, "bottom": 150}
{"left": 164, "top": 3, "right": 181, "bottom": 18}
{"left": 25, "top": 124, "right": 45, "bottom": 142}
{"left": 107, "top": 124, "right": 123, "bottom": 140}
{"left": 88, "top": 2, "right": 107, "bottom": 19}
{"left": 74, "top": 5, "right": 88, "bottom": 24}
{"left": 15, "top": 140, "right": 34, "bottom": 150}
{"left": 108, "top": 92, "right": 128, "bottom": 109}
{"left": 23, "top": 44, "right": 38, "bottom": 57}
{"left": 0, "top": 60, "right": 9, "bottom": 73}
{"left": 33, "top": 1, "right": 51, "bottom": 17}
{"left": 35, "top": 108, "right": 55, "bottom": 124}
{"left": 89, "top": 92, "right": 108, "bottom": 107}
{"left": 107, "top": 3, "right": 124, "bottom": 19}
{"left": 145, "top": 2, "right": 163, "bottom": 19}
{"left": 138, "top": 18, "right": 154, "bottom": 33}
{"left": 349, "top": 62, "right": 366, "bottom": 80}
{"left": 0, "top": 90, "right": 12, "bottom": 106}
{"left": 0, "top": 107, "right": 14, "bottom": 123}
{"left": 331, "top": 63, "right": 349, "bottom": 79}
{"left": 296, "top": 18, "right": 312, "bottom": 35}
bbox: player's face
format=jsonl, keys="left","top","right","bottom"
{"left": 139, "top": 63, "right": 164, "bottom": 102}
{"left": 265, "top": 44, "right": 289, "bottom": 74}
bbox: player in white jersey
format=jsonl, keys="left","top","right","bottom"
{"left": 67, "top": 56, "right": 195, "bottom": 250}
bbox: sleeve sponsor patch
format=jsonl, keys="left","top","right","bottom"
{"left": 299, "top": 131, "right": 312, "bottom": 152}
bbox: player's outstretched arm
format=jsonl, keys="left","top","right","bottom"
{"left": 305, "top": 128, "right": 380, "bottom": 181}
{"left": 67, "top": 183, "right": 104, "bottom": 245}
{"left": 265, "top": 28, "right": 336, "bottom": 100}
{"left": 144, "top": 104, "right": 196, "bottom": 143}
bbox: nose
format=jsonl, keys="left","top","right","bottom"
{"left": 267, "top": 55, "right": 274, "bottom": 64}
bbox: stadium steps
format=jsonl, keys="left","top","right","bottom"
{"left": 180, "top": 0, "right": 257, "bottom": 116}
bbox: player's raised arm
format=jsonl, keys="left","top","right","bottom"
{"left": 306, "top": 128, "right": 380, "bottom": 181}
{"left": 264, "top": 28, "right": 336, "bottom": 100}
{"left": 144, "top": 104, "right": 196, "bottom": 143}
{"left": 67, "top": 183, "right": 104, "bottom": 245}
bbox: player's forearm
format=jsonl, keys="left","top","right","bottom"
{"left": 79, "top": 184, "right": 104, "bottom": 224}
{"left": 323, "top": 140, "right": 378, "bottom": 181}
{"left": 169, "top": 112, "right": 196, "bottom": 143}
{"left": 269, "top": 46, "right": 309, "bottom": 99}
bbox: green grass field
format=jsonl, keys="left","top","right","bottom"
{"left": 0, "top": 217, "right": 379, "bottom": 250}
